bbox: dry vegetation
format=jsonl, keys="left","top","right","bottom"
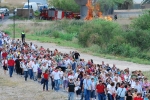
{"left": 1, "top": 0, "right": 26, "bottom": 11}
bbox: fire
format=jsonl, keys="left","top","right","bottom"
{"left": 85, "top": 0, "right": 94, "bottom": 20}
{"left": 85, "top": 0, "right": 112, "bottom": 21}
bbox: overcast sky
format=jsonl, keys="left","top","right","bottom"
{"left": 133, "top": 0, "right": 144, "bottom": 3}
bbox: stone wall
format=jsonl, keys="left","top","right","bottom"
{"left": 113, "top": 9, "right": 143, "bottom": 18}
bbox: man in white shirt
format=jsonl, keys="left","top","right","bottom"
{"left": 58, "top": 68, "right": 63, "bottom": 88}
{"left": 51, "top": 67, "right": 60, "bottom": 91}
{"left": 28, "top": 59, "right": 34, "bottom": 79}
{"left": 32, "top": 61, "right": 39, "bottom": 81}
{"left": 134, "top": 79, "right": 142, "bottom": 93}
{"left": 65, "top": 57, "right": 71, "bottom": 67}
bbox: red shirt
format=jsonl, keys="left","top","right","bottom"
{"left": 134, "top": 97, "right": 143, "bottom": 100}
{"left": 96, "top": 84, "right": 105, "bottom": 93}
{"left": 8, "top": 59, "right": 15, "bottom": 67}
{"left": 2, "top": 52, "right": 7, "bottom": 58}
{"left": 43, "top": 73, "right": 49, "bottom": 80}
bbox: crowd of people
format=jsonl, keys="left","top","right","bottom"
{"left": 0, "top": 30, "right": 150, "bottom": 100}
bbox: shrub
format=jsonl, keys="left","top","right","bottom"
{"left": 131, "top": 11, "right": 150, "bottom": 30}
{"left": 78, "top": 19, "right": 123, "bottom": 47}
{"left": 59, "top": 33, "right": 74, "bottom": 41}
{"left": 124, "top": 29, "right": 150, "bottom": 50}
{"left": 52, "top": 31, "right": 60, "bottom": 38}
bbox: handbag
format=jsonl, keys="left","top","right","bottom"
{"left": 116, "top": 88, "right": 123, "bottom": 100}
{"left": 41, "top": 78, "right": 45, "bottom": 84}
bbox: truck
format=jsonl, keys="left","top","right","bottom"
{"left": 39, "top": 8, "right": 80, "bottom": 20}
{"left": 23, "top": 2, "right": 42, "bottom": 11}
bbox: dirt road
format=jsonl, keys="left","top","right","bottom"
{"left": 25, "top": 40, "right": 149, "bottom": 71}
{"left": 0, "top": 67, "right": 67, "bottom": 100}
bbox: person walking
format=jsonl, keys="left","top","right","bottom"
{"left": 96, "top": 80, "right": 106, "bottom": 100}
{"left": 8, "top": 57, "right": 15, "bottom": 77}
{"left": 116, "top": 83, "right": 126, "bottom": 100}
{"left": 68, "top": 79, "right": 75, "bottom": 100}
{"left": 21, "top": 60, "right": 28, "bottom": 81}
{"left": 32, "top": 61, "right": 39, "bottom": 81}
{"left": 15, "top": 56, "right": 22, "bottom": 75}
{"left": 83, "top": 75, "right": 92, "bottom": 100}
{"left": 43, "top": 69, "right": 49, "bottom": 91}
{"left": 52, "top": 67, "right": 60, "bottom": 91}
{"left": 2, "top": 57, "right": 8, "bottom": 74}
{"left": 21, "top": 31, "right": 25, "bottom": 43}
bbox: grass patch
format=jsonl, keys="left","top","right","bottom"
{"left": 3, "top": 21, "right": 150, "bottom": 65}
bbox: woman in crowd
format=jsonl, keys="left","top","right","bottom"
{"left": 2, "top": 57, "right": 8, "bottom": 74}
{"left": 43, "top": 69, "right": 49, "bottom": 91}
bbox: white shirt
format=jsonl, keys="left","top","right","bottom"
{"left": 74, "top": 73, "right": 79, "bottom": 79}
{"left": 91, "top": 81, "right": 96, "bottom": 90}
{"left": 68, "top": 75, "right": 74, "bottom": 80}
{"left": 47, "top": 60, "right": 52, "bottom": 66}
{"left": 52, "top": 71, "right": 60, "bottom": 80}
{"left": 130, "top": 80, "right": 136, "bottom": 88}
{"left": 134, "top": 84, "right": 142, "bottom": 93}
{"left": 59, "top": 71, "right": 63, "bottom": 78}
{"left": 32, "top": 63, "right": 39, "bottom": 72}
{"left": 28, "top": 61, "right": 34, "bottom": 69}
{"left": 107, "top": 85, "right": 116, "bottom": 95}
{"left": 21, "top": 62, "right": 28, "bottom": 71}
{"left": 65, "top": 59, "right": 71, "bottom": 66}
{"left": 124, "top": 74, "right": 131, "bottom": 82}
{"left": 2, "top": 59, "right": 7, "bottom": 66}
{"left": 41, "top": 66, "right": 48, "bottom": 73}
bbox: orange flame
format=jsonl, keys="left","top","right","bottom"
{"left": 85, "top": 0, "right": 112, "bottom": 21}
{"left": 85, "top": 0, "right": 93, "bottom": 20}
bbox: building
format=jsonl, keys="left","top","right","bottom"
{"left": 141, "top": 0, "right": 150, "bottom": 8}
{"left": 29, "top": 0, "right": 48, "bottom": 5}
{"left": 133, "top": 0, "right": 143, "bottom": 9}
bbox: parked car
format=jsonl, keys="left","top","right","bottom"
{"left": 0, "top": 8, "right": 9, "bottom": 16}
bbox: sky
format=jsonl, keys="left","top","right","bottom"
{"left": 133, "top": 0, "right": 144, "bottom": 3}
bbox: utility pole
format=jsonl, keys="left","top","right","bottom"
{"left": 0, "top": 0, "right": 1, "bottom": 8}
{"left": 13, "top": 9, "right": 15, "bottom": 39}
{"left": 28, "top": 0, "right": 30, "bottom": 19}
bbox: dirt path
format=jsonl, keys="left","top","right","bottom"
{"left": 0, "top": 67, "right": 67, "bottom": 100}
{"left": 24, "top": 40, "right": 150, "bottom": 71}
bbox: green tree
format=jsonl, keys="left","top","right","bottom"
{"left": 48, "top": 0, "right": 80, "bottom": 12}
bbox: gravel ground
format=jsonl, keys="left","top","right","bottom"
{"left": 0, "top": 67, "right": 68, "bottom": 100}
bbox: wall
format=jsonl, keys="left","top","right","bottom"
{"left": 17, "top": 9, "right": 33, "bottom": 18}
{"left": 113, "top": 9, "right": 143, "bottom": 18}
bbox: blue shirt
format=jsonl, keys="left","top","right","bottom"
{"left": 83, "top": 79, "right": 92, "bottom": 89}
{"left": 116, "top": 87, "right": 126, "bottom": 97}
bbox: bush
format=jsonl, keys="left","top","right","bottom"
{"left": 124, "top": 29, "right": 150, "bottom": 50}
{"left": 78, "top": 19, "right": 123, "bottom": 47}
{"left": 52, "top": 31, "right": 60, "bottom": 38}
{"left": 131, "top": 11, "right": 150, "bottom": 30}
{"left": 34, "top": 11, "right": 40, "bottom": 17}
{"left": 107, "top": 43, "right": 140, "bottom": 57}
